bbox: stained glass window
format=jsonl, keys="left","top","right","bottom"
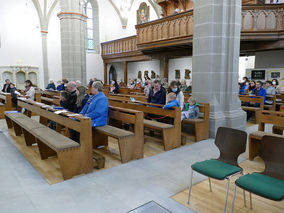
{"left": 85, "top": 1, "right": 94, "bottom": 50}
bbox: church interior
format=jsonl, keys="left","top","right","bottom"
{"left": 0, "top": 0, "right": 284, "bottom": 212}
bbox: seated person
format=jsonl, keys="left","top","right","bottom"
{"left": 164, "top": 92, "right": 180, "bottom": 109}
{"left": 109, "top": 80, "right": 119, "bottom": 94}
{"left": 61, "top": 82, "right": 77, "bottom": 112}
{"left": 46, "top": 79, "right": 56, "bottom": 90}
{"left": 181, "top": 97, "right": 200, "bottom": 120}
{"left": 10, "top": 83, "right": 20, "bottom": 107}
{"left": 147, "top": 80, "right": 166, "bottom": 105}
{"left": 56, "top": 81, "right": 65, "bottom": 91}
{"left": 265, "top": 80, "right": 276, "bottom": 104}
{"left": 247, "top": 81, "right": 266, "bottom": 120}
{"left": 70, "top": 82, "right": 109, "bottom": 143}
{"left": 76, "top": 86, "right": 89, "bottom": 113}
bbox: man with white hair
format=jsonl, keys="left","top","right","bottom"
{"left": 76, "top": 80, "right": 81, "bottom": 87}
{"left": 46, "top": 79, "right": 56, "bottom": 90}
{"left": 61, "top": 81, "right": 77, "bottom": 112}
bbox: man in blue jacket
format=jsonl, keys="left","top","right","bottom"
{"left": 147, "top": 80, "right": 166, "bottom": 105}
{"left": 70, "top": 81, "right": 109, "bottom": 143}
{"left": 247, "top": 81, "right": 266, "bottom": 120}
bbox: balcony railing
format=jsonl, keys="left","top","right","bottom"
{"left": 136, "top": 10, "right": 194, "bottom": 50}
{"left": 241, "top": 4, "right": 284, "bottom": 35}
{"left": 101, "top": 4, "right": 284, "bottom": 58}
{"left": 101, "top": 35, "right": 138, "bottom": 56}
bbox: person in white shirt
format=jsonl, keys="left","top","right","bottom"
{"left": 166, "top": 80, "right": 184, "bottom": 110}
{"left": 24, "top": 80, "right": 35, "bottom": 101}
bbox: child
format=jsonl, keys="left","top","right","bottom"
{"left": 164, "top": 92, "right": 180, "bottom": 109}
{"left": 59, "top": 91, "right": 68, "bottom": 107}
{"left": 182, "top": 97, "right": 200, "bottom": 120}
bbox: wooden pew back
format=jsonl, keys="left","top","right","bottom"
{"left": 258, "top": 110, "right": 284, "bottom": 131}
{"left": 239, "top": 95, "right": 264, "bottom": 109}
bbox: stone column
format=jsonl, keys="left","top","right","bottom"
{"left": 164, "top": 57, "right": 169, "bottom": 81}
{"left": 192, "top": 0, "right": 246, "bottom": 137}
{"left": 41, "top": 31, "right": 49, "bottom": 87}
{"left": 58, "top": 0, "right": 87, "bottom": 84}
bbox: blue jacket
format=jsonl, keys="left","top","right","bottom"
{"left": 164, "top": 99, "right": 180, "bottom": 109}
{"left": 80, "top": 92, "right": 109, "bottom": 127}
{"left": 239, "top": 85, "right": 247, "bottom": 95}
{"left": 57, "top": 84, "right": 65, "bottom": 91}
{"left": 147, "top": 87, "right": 166, "bottom": 105}
{"left": 251, "top": 88, "right": 266, "bottom": 103}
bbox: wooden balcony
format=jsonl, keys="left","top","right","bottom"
{"left": 136, "top": 9, "right": 193, "bottom": 53}
{"left": 101, "top": 36, "right": 151, "bottom": 63}
{"left": 101, "top": 4, "right": 284, "bottom": 61}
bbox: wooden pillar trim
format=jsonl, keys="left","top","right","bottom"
{"left": 124, "top": 61, "right": 128, "bottom": 84}
{"left": 104, "top": 62, "right": 107, "bottom": 84}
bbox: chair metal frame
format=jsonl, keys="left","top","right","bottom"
{"left": 187, "top": 127, "right": 247, "bottom": 213}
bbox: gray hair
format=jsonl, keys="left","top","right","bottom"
{"left": 92, "top": 81, "right": 103, "bottom": 92}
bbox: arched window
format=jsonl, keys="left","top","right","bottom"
{"left": 85, "top": 1, "right": 94, "bottom": 50}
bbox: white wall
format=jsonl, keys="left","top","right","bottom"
{"left": 239, "top": 56, "right": 255, "bottom": 80}
{"left": 0, "top": 0, "right": 42, "bottom": 86}
{"left": 255, "top": 50, "right": 284, "bottom": 69}
{"left": 169, "top": 57, "right": 192, "bottom": 85}
{"left": 0, "top": 0, "right": 62, "bottom": 88}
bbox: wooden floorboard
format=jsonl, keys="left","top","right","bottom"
{"left": 4, "top": 126, "right": 194, "bottom": 184}
{"left": 171, "top": 157, "right": 284, "bottom": 213}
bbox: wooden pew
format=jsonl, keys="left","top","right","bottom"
{"left": 6, "top": 98, "right": 94, "bottom": 180}
{"left": 239, "top": 95, "right": 264, "bottom": 122}
{"left": 41, "top": 90, "right": 60, "bottom": 98}
{"left": 108, "top": 97, "right": 181, "bottom": 151}
{"left": 182, "top": 103, "right": 210, "bottom": 142}
{"left": 249, "top": 110, "right": 284, "bottom": 160}
{"left": 41, "top": 96, "right": 60, "bottom": 106}
{"left": 0, "top": 92, "right": 12, "bottom": 118}
{"left": 109, "top": 93, "right": 148, "bottom": 102}
{"left": 264, "top": 95, "right": 276, "bottom": 111}
{"left": 93, "top": 106, "right": 144, "bottom": 163}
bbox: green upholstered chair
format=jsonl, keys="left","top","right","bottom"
{"left": 188, "top": 127, "right": 247, "bottom": 213}
{"left": 231, "top": 136, "right": 284, "bottom": 212}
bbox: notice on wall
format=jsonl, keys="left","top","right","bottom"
{"left": 251, "top": 70, "right": 266, "bottom": 80}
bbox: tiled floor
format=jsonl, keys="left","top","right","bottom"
{"left": 0, "top": 120, "right": 261, "bottom": 213}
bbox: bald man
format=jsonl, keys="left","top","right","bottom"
{"left": 61, "top": 81, "right": 77, "bottom": 112}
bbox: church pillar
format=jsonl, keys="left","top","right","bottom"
{"left": 192, "top": 0, "right": 246, "bottom": 137}
{"left": 124, "top": 61, "right": 128, "bottom": 84}
{"left": 58, "top": 0, "right": 87, "bottom": 84}
{"left": 41, "top": 31, "right": 49, "bottom": 87}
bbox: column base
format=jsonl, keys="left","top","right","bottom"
{"left": 209, "top": 109, "right": 247, "bottom": 138}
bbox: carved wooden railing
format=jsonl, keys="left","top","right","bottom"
{"left": 136, "top": 10, "right": 194, "bottom": 49}
{"left": 101, "top": 35, "right": 138, "bottom": 56}
{"left": 242, "top": 4, "right": 284, "bottom": 34}
{"left": 101, "top": 4, "right": 284, "bottom": 58}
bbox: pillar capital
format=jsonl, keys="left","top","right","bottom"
{"left": 57, "top": 12, "right": 87, "bottom": 21}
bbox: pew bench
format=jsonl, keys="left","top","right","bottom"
{"left": 5, "top": 112, "right": 81, "bottom": 179}
{"left": 108, "top": 97, "right": 181, "bottom": 151}
{"left": 8, "top": 98, "right": 94, "bottom": 180}
{"left": 93, "top": 106, "right": 144, "bottom": 163}
{"left": 249, "top": 110, "right": 284, "bottom": 160}
{"left": 239, "top": 95, "right": 264, "bottom": 123}
{"left": 0, "top": 92, "right": 12, "bottom": 118}
{"left": 182, "top": 103, "right": 210, "bottom": 142}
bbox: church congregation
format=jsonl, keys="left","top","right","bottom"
{"left": 1, "top": 0, "right": 284, "bottom": 212}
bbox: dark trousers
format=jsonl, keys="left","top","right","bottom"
{"left": 69, "top": 129, "right": 80, "bottom": 143}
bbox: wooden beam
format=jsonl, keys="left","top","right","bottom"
{"left": 124, "top": 61, "right": 128, "bottom": 84}
{"left": 104, "top": 62, "right": 107, "bottom": 84}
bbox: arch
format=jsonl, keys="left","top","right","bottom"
{"left": 109, "top": 66, "right": 117, "bottom": 83}
{"left": 28, "top": 72, "right": 38, "bottom": 87}
{"left": 85, "top": 0, "right": 100, "bottom": 53}
{"left": 16, "top": 71, "right": 26, "bottom": 90}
